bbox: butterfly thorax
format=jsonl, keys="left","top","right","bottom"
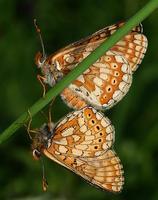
{"left": 32, "top": 123, "right": 54, "bottom": 159}
{"left": 35, "top": 52, "right": 63, "bottom": 86}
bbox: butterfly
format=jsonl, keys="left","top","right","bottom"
{"left": 35, "top": 21, "right": 147, "bottom": 110}
{"left": 30, "top": 106, "right": 124, "bottom": 192}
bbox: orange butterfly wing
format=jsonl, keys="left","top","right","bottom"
{"left": 61, "top": 51, "right": 132, "bottom": 110}
{"left": 42, "top": 107, "right": 124, "bottom": 192}
{"left": 36, "top": 22, "right": 147, "bottom": 110}
{"left": 44, "top": 149, "right": 124, "bottom": 192}
{"left": 50, "top": 22, "right": 147, "bottom": 73}
{"left": 46, "top": 22, "right": 147, "bottom": 110}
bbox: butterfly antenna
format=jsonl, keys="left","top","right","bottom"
{"left": 40, "top": 157, "right": 48, "bottom": 191}
{"left": 34, "top": 19, "right": 46, "bottom": 61}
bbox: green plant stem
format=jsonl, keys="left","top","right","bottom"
{"left": 0, "top": 0, "right": 158, "bottom": 144}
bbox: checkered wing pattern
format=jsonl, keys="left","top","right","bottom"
{"left": 36, "top": 22, "right": 147, "bottom": 110}
{"left": 61, "top": 51, "right": 132, "bottom": 110}
{"left": 51, "top": 22, "right": 147, "bottom": 110}
{"left": 42, "top": 107, "right": 124, "bottom": 192}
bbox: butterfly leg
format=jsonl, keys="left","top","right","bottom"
{"left": 37, "top": 74, "right": 47, "bottom": 98}
{"left": 26, "top": 110, "right": 33, "bottom": 138}
{"left": 24, "top": 110, "right": 39, "bottom": 139}
{"left": 48, "top": 97, "right": 56, "bottom": 132}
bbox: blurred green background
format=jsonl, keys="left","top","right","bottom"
{"left": 0, "top": 0, "right": 158, "bottom": 199}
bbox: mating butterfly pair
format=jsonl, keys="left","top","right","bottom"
{"left": 30, "top": 21, "right": 147, "bottom": 192}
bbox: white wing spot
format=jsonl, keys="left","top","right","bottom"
{"left": 80, "top": 125, "right": 87, "bottom": 133}
{"left": 121, "top": 64, "right": 129, "bottom": 73}
{"left": 113, "top": 90, "right": 123, "bottom": 101}
{"left": 106, "top": 125, "right": 113, "bottom": 134}
{"left": 65, "top": 55, "right": 75, "bottom": 63}
{"left": 72, "top": 149, "right": 82, "bottom": 156}
{"left": 102, "top": 143, "right": 109, "bottom": 150}
{"left": 100, "top": 67, "right": 111, "bottom": 74}
{"left": 93, "top": 77, "right": 103, "bottom": 87}
{"left": 78, "top": 75, "right": 85, "bottom": 83}
{"left": 96, "top": 112, "right": 102, "bottom": 120}
{"left": 119, "top": 81, "right": 129, "bottom": 93}
{"left": 55, "top": 151, "right": 60, "bottom": 155}
{"left": 108, "top": 99, "right": 115, "bottom": 105}
{"left": 100, "top": 73, "right": 108, "bottom": 80}
{"left": 94, "top": 62, "right": 110, "bottom": 69}
{"left": 122, "top": 74, "right": 131, "bottom": 83}
{"left": 101, "top": 118, "right": 108, "bottom": 127}
{"left": 106, "top": 132, "right": 113, "bottom": 140}
{"left": 115, "top": 55, "right": 124, "bottom": 63}
{"left": 62, "top": 127, "right": 74, "bottom": 137}
{"left": 81, "top": 140, "right": 93, "bottom": 145}
{"left": 72, "top": 135, "right": 80, "bottom": 142}
{"left": 55, "top": 138, "right": 67, "bottom": 145}
{"left": 76, "top": 144, "right": 88, "bottom": 150}
{"left": 85, "top": 130, "right": 92, "bottom": 136}
{"left": 54, "top": 60, "right": 61, "bottom": 70}
{"left": 78, "top": 117, "right": 85, "bottom": 127}
{"left": 59, "top": 145, "right": 68, "bottom": 154}
{"left": 85, "top": 135, "right": 95, "bottom": 140}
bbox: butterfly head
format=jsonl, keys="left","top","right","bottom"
{"left": 32, "top": 122, "right": 54, "bottom": 160}
{"left": 34, "top": 19, "right": 63, "bottom": 86}
{"left": 35, "top": 52, "right": 63, "bottom": 86}
{"left": 35, "top": 51, "right": 46, "bottom": 68}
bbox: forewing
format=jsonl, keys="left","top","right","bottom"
{"left": 46, "top": 107, "right": 114, "bottom": 158}
{"left": 45, "top": 22, "right": 147, "bottom": 110}
{"left": 50, "top": 22, "right": 147, "bottom": 73}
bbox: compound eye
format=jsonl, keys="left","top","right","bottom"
{"left": 35, "top": 51, "right": 45, "bottom": 67}
{"left": 33, "top": 149, "right": 41, "bottom": 160}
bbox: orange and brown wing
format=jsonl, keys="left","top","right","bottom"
{"left": 47, "top": 107, "right": 115, "bottom": 158}
{"left": 79, "top": 149, "right": 124, "bottom": 192}
{"left": 44, "top": 148, "right": 124, "bottom": 192}
{"left": 111, "top": 30, "right": 147, "bottom": 72}
{"left": 50, "top": 22, "right": 147, "bottom": 73}
{"left": 61, "top": 51, "right": 132, "bottom": 110}
{"left": 49, "top": 22, "right": 147, "bottom": 110}
{"left": 43, "top": 107, "right": 124, "bottom": 192}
